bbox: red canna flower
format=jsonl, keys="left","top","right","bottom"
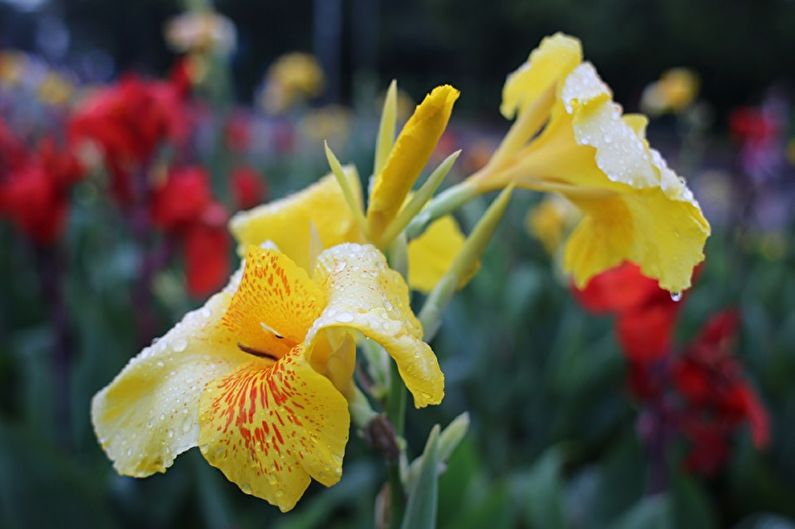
{"left": 729, "top": 107, "right": 778, "bottom": 145}
{"left": 225, "top": 112, "right": 251, "bottom": 153}
{"left": 230, "top": 165, "right": 266, "bottom": 210}
{"left": 574, "top": 262, "right": 682, "bottom": 362}
{"left": 69, "top": 74, "right": 189, "bottom": 205}
{"left": 151, "top": 165, "right": 212, "bottom": 232}
{"left": 149, "top": 165, "right": 229, "bottom": 297}
{"left": 0, "top": 132, "right": 84, "bottom": 245}
{"left": 183, "top": 203, "right": 229, "bottom": 296}
{"left": 673, "top": 310, "right": 769, "bottom": 474}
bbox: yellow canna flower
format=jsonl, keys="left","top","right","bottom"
{"left": 526, "top": 195, "right": 579, "bottom": 256}
{"left": 233, "top": 84, "right": 464, "bottom": 294}
{"left": 230, "top": 168, "right": 365, "bottom": 271}
{"left": 300, "top": 104, "right": 353, "bottom": 147}
{"left": 462, "top": 33, "right": 709, "bottom": 293}
{"left": 640, "top": 68, "right": 699, "bottom": 116}
{"left": 367, "top": 85, "right": 459, "bottom": 245}
{"left": 0, "top": 51, "right": 26, "bottom": 87}
{"left": 230, "top": 167, "right": 465, "bottom": 294}
{"left": 92, "top": 243, "right": 443, "bottom": 512}
{"left": 261, "top": 53, "right": 325, "bottom": 114}
{"left": 37, "top": 72, "right": 74, "bottom": 106}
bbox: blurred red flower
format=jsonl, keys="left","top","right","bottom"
{"left": 729, "top": 107, "right": 778, "bottom": 145}
{"left": 150, "top": 166, "right": 229, "bottom": 297}
{"left": 673, "top": 310, "right": 770, "bottom": 474}
{"left": 574, "top": 262, "right": 682, "bottom": 362}
{"left": 0, "top": 131, "right": 84, "bottom": 245}
{"left": 151, "top": 166, "right": 212, "bottom": 231}
{"left": 230, "top": 165, "right": 266, "bottom": 210}
{"left": 69, "top": 74, "right": 189, "bottom": 205}
{"left": 225, "top": 113, "right": 251, "bottom": 153}
{"left": 575, "top": 263, "right": 769, "bottom": 476}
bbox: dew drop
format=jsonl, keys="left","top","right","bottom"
{"left": 336, "top": 312, "right": 354, "bottom": 323}
{"left": 172, "top": 338, "right": 188, "bottom": 352}
{"left": 334, "top": 261, "right": 347, "bottom": 273}
{"left": 670, "top": 291, "right": 682, "bottom": 302}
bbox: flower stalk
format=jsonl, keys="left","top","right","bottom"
{"left": 419, "top": 186, "right": 514, "bottom": 340}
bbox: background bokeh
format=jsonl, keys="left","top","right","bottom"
{"left": 1, "top": 1, "right": 795, "bottom": 529}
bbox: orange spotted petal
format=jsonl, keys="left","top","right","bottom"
{"left": 223, "top": 246, "right": 327, "bottom": 359}
{"left": 198, "top": 347, "right": 349, "bottom": 512}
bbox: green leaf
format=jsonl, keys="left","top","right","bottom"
{"left": 401, "top": 425, "right": 441, "bottom": 529}
{"left": 613, "top": 494, "right": 672, "bottom": 529}
{"left": 0, "top": 421, "right": 119, "bottom": 529}
{"left": 524, "top": 447, "right": 566, "bottom": 529}
{"left": 671, "top": 470, "right": 717, "bottom": 529}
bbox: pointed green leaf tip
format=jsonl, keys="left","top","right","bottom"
{"left": 400, "top": 425, "right": 441, "bottom": 529}
{"left": 323, "top": 141, "right": 368, "bottom": 237}
{"left": 375, "top": 79, "right": 398, "bottom": 176}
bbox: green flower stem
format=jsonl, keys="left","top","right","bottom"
{"left": 405, "top": 181, "right": 480, "bottom": 239}
{"left": 384, "top": 235, "right": 410, "bottom": 529}
{"left": 419, "top": 186, "right": 514, "bottom": 341}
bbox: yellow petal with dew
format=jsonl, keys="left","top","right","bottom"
{"left": 490, "top": 63, "right": 710, "bottom": 292}
{"left": 91, "top": 269, "right": 248, "bottom": 478}
{"left": 199, "top": 347, "right": 349, "bottom": 512}
{"left": 367, "top": 85, "right": 459, "bottom": 245}
{"left": 229, "top": 170, "right": 364, "bottom": 271}
{"left": 407, "top": 215, "right": 466, "bottom": 294}
{"left": 500, "top": 32, "right": 582, "bottom": 119}
{"left": 308, "top": 243, "right": 444, "bottom": 408}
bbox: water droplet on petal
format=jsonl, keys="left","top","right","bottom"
{"left": 670, "top": 291, "right": 682, "bottom": 302}
{"left": 172, "top": 338, "right": 187, "bottom": 352}
{"left": 336, "top": 312, "right": 354, "bottom": 323}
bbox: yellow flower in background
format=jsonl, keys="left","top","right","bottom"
{"left": 463, "top": 33, "right": 709, "bottom": 293}
{"left": 92, "top": 243, "right": 443, "bottom": 512}
{"left": 301, "top": 105, "right": 352, "bottom": 147}
{"left": 261, "top": 53, "right": 325, "bottom": 114}
{"left": 164, "top": 10, "right": 237, "bottom": 55}
{"left": 233, "top": 84, "right": 465, "bottom": 294}
{"left": 377, "top": 85, "right": 415, "bottom": 122}
{"left": 0, "top": 51, "right": 26, "bottom": 87}
{"left": 526, "top": 195, "right": 579, "bottom": 255}
{"left": 640, "top": 68, "right": 699, "bottom": 116}
{"left": 37, "top": 72, "right": 75, "bottom": 106}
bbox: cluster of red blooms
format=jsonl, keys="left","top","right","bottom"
{"left": 575, "top": 263, "right": 769, "bottom": 475}
{"left": 1, "top": 60, "right": 267, "bottom": 297}
{"left": 0, "top": 119, "right": 84, "bottom": 245}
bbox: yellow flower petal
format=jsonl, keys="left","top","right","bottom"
{"left": 308, "top": 243, "right": 444, "bottom": 408}
{"left": 229, "top": 169, "right": 364, "bottom": 271}
{"left": 367, "top": 85, "right": 459, "bottom": 244}
{"left": 486, "top": 62, "right": 709, "bottom": 292}
{"left": 91, "top": 272, "right": 246, "bottom": 478}
{"left": 500, "top": 32, "right": 582, "bottom": 119}
{"left": 407, "top": 215, "right": 465, "bottom": 293}
{"left": 526, "top": 195, "right": 579, "bottom": 255}
{"left": 199, "top": 347, "right": 349, "bottom": 512}
{"left": 223, "top": 247, "right": 327, "bottom": 359}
